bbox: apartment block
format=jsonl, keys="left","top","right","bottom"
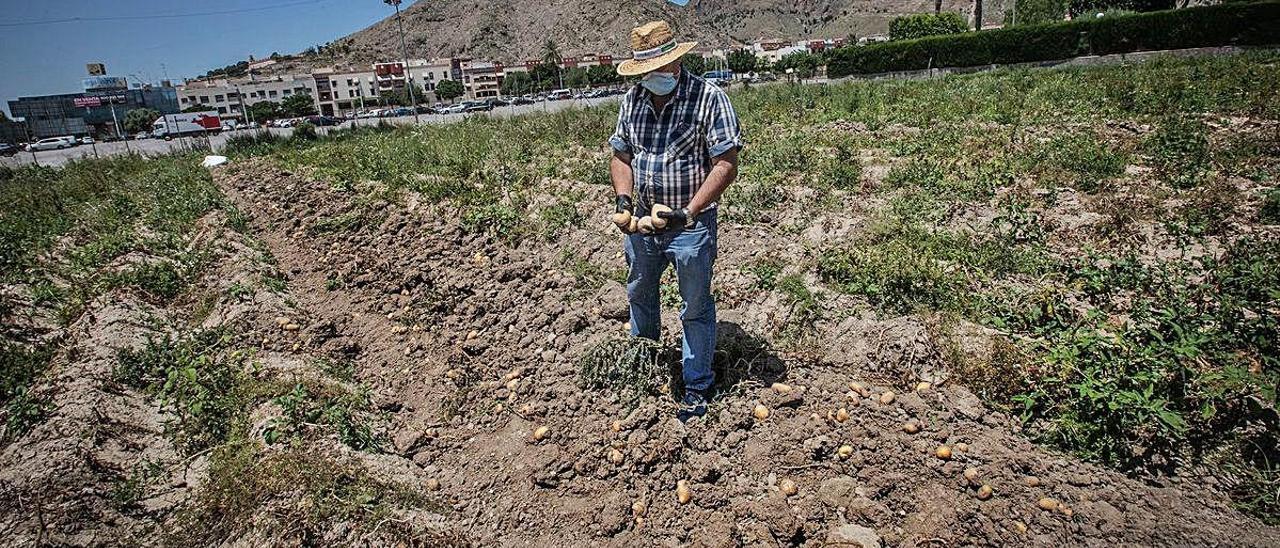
{"left": 177, "top": 74, "right": 318, "bottom": 120}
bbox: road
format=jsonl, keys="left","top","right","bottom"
{"left": 1, "top": 95, "right": 625, "bottom": 168}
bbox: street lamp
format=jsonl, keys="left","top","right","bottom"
{"left": 384, "top": 0, "right": 420, "bottom": 123}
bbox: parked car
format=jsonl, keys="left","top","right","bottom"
{"left": 26, "top": 136, "right": 75, "bottom": 151}
{"left": 80, "top": 136, "right": 95, "bottom": 145}
{"left": 0, "top": 143, "right": 18, "bottom": 156}
{"left": 305, "top": 115, "right": 343, "bottom": 126}
{"left": 547, "top": 89, "right": 572, "bottom": 101}
{"left": 462, "top": 101, "right": 493, "bottom": 113}
{"left": 415, "top": 105, "right": 438, "bottom": 115}
{"left": 386, "top": 107, "right": 414, "bottom": 117}
{"left": 487, "top": 97, "right": 510, "bottom": 107}
{"left": 439, "top": 104, "right": 466, "bottom": 114}
{"left": 512, "top": 95, "right": 535, "bottom": 105}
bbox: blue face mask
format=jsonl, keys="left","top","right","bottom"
{"left": 640, "top": 71, "right": 678, "bottom": 96}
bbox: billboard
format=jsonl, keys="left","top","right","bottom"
{"left": 72, "top": 94, "right": 127, "bottom": 108}
{"left": 83, "top": 76, "right": 128, "bottom": 91}
{"left": 87, "top": 63, "right": 106, "bottom": 76}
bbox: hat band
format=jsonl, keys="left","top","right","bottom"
{"left": 632, "top": 39, "right": 678, "bottom": 61}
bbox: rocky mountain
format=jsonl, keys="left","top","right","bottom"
{"left": 317, "top": 0, "right": 1008, "bottom": 66}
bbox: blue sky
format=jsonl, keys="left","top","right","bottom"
{"left": 0, "top": 0, "right": 416, "bottom": 117}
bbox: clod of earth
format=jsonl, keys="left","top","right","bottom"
{"left": 835, "top": 407, "right": 850, "bottom": 423}
{"left": 903, "top": 422, "right": 921, "bottom": 434}
{"left": 608, "top": 448, "right": 625, "bottom": 464}
{"left": 632, "top": 500, "right": 647, "bottom": 517}
{"left": 610, "top": 420, "right": 622, "bottom": 433}
{"left": 915, "top": 382, "right": 931, "bottom": 392}
{"left": 963, "top": 467, "right": 980, "bottom": 485}
{"left": 676, "top": 480, "right": 692, "bottom": 504}
{"left": 955, "top": 442, "right": 969, "bottom": 453}
{"left": 879, "top": 391, "right": 895, "bottom": 404}
{"left": 848, "top": 381, "right": 869, "bottom": 397}
{"left": 771, "top": 382, "right": 792, "bottom": 394}
{"left": 426, "top": 478, "right": 441, "bottom": 491}
{"left": 1038, "top": 497, "right": 1061, "bottom": 511}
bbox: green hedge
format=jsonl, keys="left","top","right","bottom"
{"left": 889, "top": 12, "right": 970, "bottom": 41}
{"left": 829, "top": 1, "right": 1280, "bottom": 76}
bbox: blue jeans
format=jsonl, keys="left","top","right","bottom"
{"left": 624, "top": 210, "right": 717, "bottom": 393}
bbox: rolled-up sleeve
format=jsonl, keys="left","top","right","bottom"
{"left": 705, "top": 90, "right": 743, "bottom": 158}
{"left": 608, "top": 100, "right": 631, "bottom": 154}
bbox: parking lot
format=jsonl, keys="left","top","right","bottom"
{"left": 1, "top": 95, "right": 623, "bottom": 168}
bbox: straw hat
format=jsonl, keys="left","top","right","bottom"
{"left": 616, "top": 21, "right": 698, "bottom": 77}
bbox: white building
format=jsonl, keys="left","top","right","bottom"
{"left": 178, "top": 75, "right": 317, "bottom": 120}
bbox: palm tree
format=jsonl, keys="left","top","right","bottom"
{"left": 974, "top": 0, "right": 984, "bottom": 30}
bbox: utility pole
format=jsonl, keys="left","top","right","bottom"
{"left": 385, "top": 0, "right": 420, "bottom": 123}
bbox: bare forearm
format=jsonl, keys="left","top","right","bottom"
{"left": 611, "top": 152, "right": 634, "bottom": 198}
{"left": 687, "top": 150, "right": 739, "bottom": 215}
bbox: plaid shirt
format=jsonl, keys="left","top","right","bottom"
{"left": 608, "top": 68, "right": 743, "bottom": 213}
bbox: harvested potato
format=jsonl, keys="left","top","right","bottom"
{"left": 610, "top": 420, "right": 622, "bottom": 433}
{"left": 676, "top": 480, "right": 692, "bottom": 504}
{"left": 628, "top": 216, "right": 639, "bottom": 233}
{"left": 935, "top": 445, "right": 953, "bottom": 460}
{"left": 611, "top": 210, "right": 633, "bottom": 229}
{"left": 879, "top": 391, "right": 896, "bottom": 404}
{"left": 753, "top": 404, "right": 770, "bottom": 420}
{"left": 632, "top": 500, "right": 647, "bottom": 516}
{"left": 915, "top": 381, "right": 932, "bottom": 392}
{"left": 848, "top": 381, "right": 869, "bottom": 397}
{"left": 771, "top": 382, "right": 793, "bottom": 394}
{"left": 608, "top": 448, "right": 625, "bottom": 464}
{"left": 903, "top": 422, "right": 921, "bottom": 434}
{"left": 835, "top": 407, "right": 850, "bottom": 422}
{"left": 977, "top": 484, "right": 994, "bottom": 500}
{"left": 638, "top": 216, "right": 656, "bottom": 233}
{"left": 1024, "top": 476, "right": 1041, "bottom": 487}
{"left": 1037, "top": 497, "right": 1059, "bottom": 511}
{"left": 955, "top": 442, "right": 969, "bottom": 453}
{"left": 532, "top": 425, "right": 550, "bottom": 441}
{"left": 780, "top": 478, "right": 798, "bottom": 496}
{"left": 650, "top": 204, "right": 672, "bottom": 228}
{"left": 425, "top": 478, "right": 441, "bottom": 491}
{"left": 963, "top": 467, "right": 980, "bottom": 484}
{"left": 837, "top": 445, "right": 854, "bottom": 459}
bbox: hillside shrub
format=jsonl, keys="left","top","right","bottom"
{"left": 828, "top": 1, "right": 1280, "bottom": 76}
{"left": 889, "top": 12, "right": 970, "bottom": 41}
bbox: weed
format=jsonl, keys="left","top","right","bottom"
{"left": 1148, "top": 115, "right": 1212, "bottom": 189}
{"left": 2, "top": 387, "right": 50, "bottom": 442}
{"left": 578, "top": 337, "right": 672, "bottom": 409}
{"left": 263, "top": 382, "right": 383, "bottom": 451}
{"left": 776, "top": 274, "right": 820, "bottom": 340}
{"left": 110, "top": 458, "right": 165, "bottom": 512}
{"left": 821, "top": 140, "right": 863, "bottom": 191}
{"left": 169, "top": 443, "right": 459, "bottom": 546}
{"left": 461, "top": 203, "right": 524, "bottom": 241}
{"left": 744, "top": 256, "right": 785, "bottom": 290}
{"left": 1032, "top": 131, "right": 1129, "bottom": 192}
{"left": 1259, "top": 188, "right": 1280, "bottom": 224}
{"left": 115, "top": 330, "right": 247, "bottom": 454}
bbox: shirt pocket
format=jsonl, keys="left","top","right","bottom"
{"left": 664, "top": 120, "right": 701, "bottom": 159}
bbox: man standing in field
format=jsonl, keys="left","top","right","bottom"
{"left": 608, "top": 21, "right": 743, "bottom": 422}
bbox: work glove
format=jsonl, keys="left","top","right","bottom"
{"left": 656, "top": 207, "right": 693, "bottom": 230}
{"left": 615, "top": 194, "right": 634, "bottom": 215}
